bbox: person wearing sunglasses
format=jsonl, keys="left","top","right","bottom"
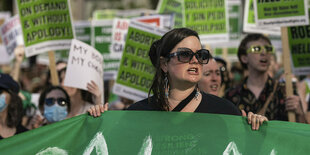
{"left": 224, "top": 33, "right": 306, "bottom": 122}
{"left": 88, "top": 28, "right": 267, "bottom": 130}
{"left": 38, "top": 86, "right": 71, "bottom": 125}
{"left": 0, "top": 73, "right": 27, "bottom": 140}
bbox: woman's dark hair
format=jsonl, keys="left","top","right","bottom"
{"left": 38, "top": 86, "right": 71, "bottom": 113}
{"left": 6, "top": 90, "right": 23, "bottom": 128}
{"left": 148, "top": 28, "right": 200, "bottom": 111}
{"left": 238, "top": 33, "right": 272, "bottom": 69}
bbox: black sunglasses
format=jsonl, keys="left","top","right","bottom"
{"left": 166, "top": 48, "right": 210, "bottom": 64}
{"left": 45, "top": 98, "right": 68, "bottom": 107}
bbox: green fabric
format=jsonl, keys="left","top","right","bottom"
{"left": 0, "top": 111, "right": 309, "bottom": 154}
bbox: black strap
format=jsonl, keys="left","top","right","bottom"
{"left": 172, "top": 89, "right": 197, "bottom": 111}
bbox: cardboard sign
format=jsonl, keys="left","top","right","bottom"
{"left": 64, "top": 39, "right": 103, "bottom": 98}
{"left": 156, "top": 0, "right": 185, "bottom": 28}
{"left": 254, "top": 0, "right": 309, "bottom": 27}
{"left": 0, "top": 15, "right": 24, "bottom": 61}
{"left": 243, "top": 0, "right": 281, "bottom": 35}
{"left": 184, "top": 0, "right": 229, "bottom": 44}
{"left": 74, "top": 21, "right": 91, "bottom": 45}
{"left": 16, "top": 0, "right": 74, "bottom": 57}
{"left": 113, "top": 21, "right": 166, "bottom": 101}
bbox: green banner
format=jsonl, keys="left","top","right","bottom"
{"left": 17, "top": 0, "right": 74, "bottom": 57}
{"left": 157, "top": 0, "right": 184, "bottom": 28}
{"left": 228, "top": 0, "right": 242, "bottom": 40}
{"left": 1, "top": 111, "right": 310, "bottom": 154}
{"left": 288, "top": 8, "right": 310, "bottom": 75}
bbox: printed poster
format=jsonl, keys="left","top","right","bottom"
{"left": 243, "top": 0, "right": 281, "bottom": 35}
{"left": 254, "top": 0, "right": 309, "bottom": 27}
{"left": 113, "top": 21, "right": 167, "bottom": 101}
{"left": 0, "top": 15, "right": 24, "bottom": 61}
{"left": 184, "top": 0, "right": 229, "bottom": 44}
{"left": 287, "top": 7, "right": 310, "bottom": 75}
{"left": 16, "top": 0, "right": 75, "bottom": 57}
{"left": 156, "top": 0, "right": 185, "bottom": 28}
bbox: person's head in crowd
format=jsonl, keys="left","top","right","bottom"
{"left": 238, "top": 33, "right": 273, "bottom": 72}
{"left": 229, "top": 62, "right": 244, "bottom": 87}
{"left": 45, "top": 60, "right": 68, "bottom": 87}
{"left": 38, "top": 86, "right": 70, "bottom": 124}
{"left": 198, "top": 58, "right": 221, "bottom": 96}
{"left": 0, "top": 73, "right": 27, "bottom": 139}
{"left": 149, "top": 28, "right": 209, "bottom": 110}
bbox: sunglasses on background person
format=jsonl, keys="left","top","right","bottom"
{"left": 45, "top": 98, "right": 68, "bottom": 107}
{"left": 247, "top": 45, "right": 274, "bottom": 54}
{"left": 166, "top": 48, "right": 210, "bottom": 64}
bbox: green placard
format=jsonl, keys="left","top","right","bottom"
{"left": 0, "top": 111, "right": 310, "bottom": 154}
{"left": 248, "top": 0, "right": 255, "bottom": 24}
{"left": 157, "top": 0, "right": 184, "bottom": 28}
{"left": 287, "top": 8, "right": 310, "bottom": 75}
{"left": 16, "top": 0, "right": 74, "bottom": 57}
{"left": 74, "top": 21, "right": 91, "bottom": 45}
{"left": 116, "top": 26, "right": 160, "bottom": 92}
{"left": 184, "top": 0, "right": 227, "bottom": 34}
{"left": 228, "top": 0, "right": 242, "bottom": 40}
{"left": 256, "top": 0, "right": 305, "bottom": 19}
{"left": 93, "top": 25, "right": 112, "bottom": 54}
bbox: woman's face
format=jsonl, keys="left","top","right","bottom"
{"left": 161, "top": 36, "right": 203, "bottom": 88}
{"left": 198, "top": 59, "right": 221, "bottom": 96}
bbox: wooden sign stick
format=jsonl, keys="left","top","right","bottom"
{"left": 48, "top": 51, "right": 59, "bottom": 86}
{"left": 281, "top": 27, "right": 296, "bottom": 122}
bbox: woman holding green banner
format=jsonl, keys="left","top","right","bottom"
{"left": 88, "top": 28, "right": 267, "bottom": 130}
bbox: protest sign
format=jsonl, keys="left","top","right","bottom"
{"left": 254, "top": 0, "right": 309, "bottom": 27}
{"left": 243, "top": 0, "right": 281, "bottom": 35}
{"left": 184, "top": 0, "right": 229, "bottom": 44}
{"left": 74, "top": 21, "right": 91, "bottom": 45}
{"left": 212, "top": 41, "right": 239, "bottom": 62}
{"left": 64, "top": 39, "right": 103, "bottom": 99}
{"left": 93, "top": 9, "right": 117, "bottom": 20}
{"left": 91, "top": 19, "right": 120, "bottom": 80}
{"left": 0, "top": 15, "right": 24, "bottom": 61}
{"left": 156, "top": 0, "right": 184, "bottom": 28}
{"left": 110, "top": 18, "right": 130, "bottom": 58}
{"left": 132, "top": 14, "right": 175, "bottom": 29}
{"left": 0, "top": 12, "right": 11, "bottom": 64}
{"left": 113, "top": 21, "right": 166, "bottom": 101}
{"left": 227, "top": 0, "right": 242, "bottom": 41}
{"left": 16, "top": 0, "right": 74, "bottom": 57}
{"left": 287, "top": 9, "right": 310, "bottom": 75}
{"left": 0, "top": 111, "right": 310, "bottom": 154}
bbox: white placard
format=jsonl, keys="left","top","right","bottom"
{"left": 64, "top": 39, "right": 104, "bottom": 102}
{"left": 110, "top": 18, "right": 130, "bottom": 58}
{"left": 0, "top": 15, "right": 24, "bottom": 61}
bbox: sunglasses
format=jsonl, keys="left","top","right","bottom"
{"left": 166, "top": 48, "right": 210, "bottom": 64}
{"left": 246, "top": 45, "right": 274, "bottom": 54}
{"left": 45, "top": 98, "right": 68, "bottom": 107}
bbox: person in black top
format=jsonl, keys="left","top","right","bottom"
{"left": 88, "top": 28, "right": 267, "bottom": 130}
{"left": 0, "top": 73, "right": 28, "bottom": 139}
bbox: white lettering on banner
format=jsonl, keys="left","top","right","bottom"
{"left": 138, "top": 135, "right": 153, "bottom": 155}
{"left": 83, "top": 132, "right": 108, "bottom": 155}
{"left": 223, "top": 141, "right": 242, "bottom": 155}
{"left": 270, "top": 149, "right": 277, "bottom": 155}
{"left": 36, "top": 147, "right": 68, "bottom": 155}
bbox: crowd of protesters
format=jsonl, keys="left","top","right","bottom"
{"left": 0, "top": 30, "right": 309, "bottom": 140}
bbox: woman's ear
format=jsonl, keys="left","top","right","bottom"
{"left": 160, "top": 56, "right": 168, "bottom": 73}
{"left": 240, "top": 55, "right": 248, "bottom": 65}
